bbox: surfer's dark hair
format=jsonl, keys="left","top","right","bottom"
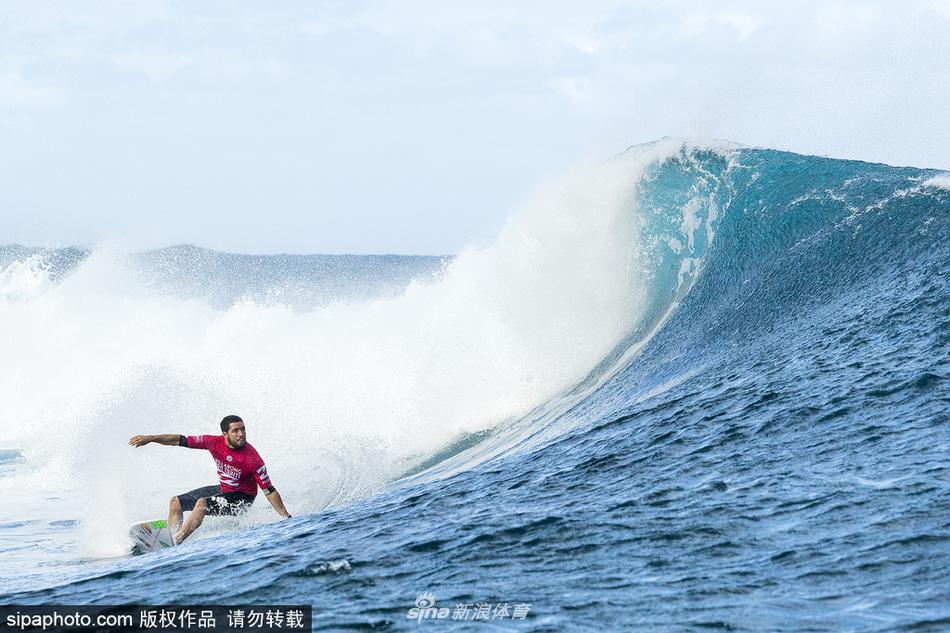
{"left": 220, "top": 415, "right": 244, "bottom": 432}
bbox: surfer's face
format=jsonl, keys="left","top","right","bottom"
{"left": 224, "top": 422, "right": 247, "bottom": 448}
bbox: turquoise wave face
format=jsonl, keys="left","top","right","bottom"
{"left": 2, "top": 144, "right": 948, "bottom": 630}
{"left": 655, "top": 148, "right": 947, "bottom": 366}
{"left": 581, "top": 146, "right": 948, "bottom": 440}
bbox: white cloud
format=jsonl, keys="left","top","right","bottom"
{"left": 114, "top": 51, "right": 192, "bottom": 81}
{"left": 921, "top": 0, "right": 950, "bottom": 20}
{"left": 0, "top": 70, "right": 63, "bottom": 109}
{"left": 678, "top": 11, "right": 766, "bottom": 41}
{"left": 812, "top": 3, "right": 883, "bottom": 40}
{"left": 718, "top": 13, "right": 767, "bottom": 39}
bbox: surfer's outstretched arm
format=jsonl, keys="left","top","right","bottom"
{"left": 128, "top": 434, "right": 184, "bottom": 447}
{"left": 263, "top": 487, "right": 292, "bottom": 519}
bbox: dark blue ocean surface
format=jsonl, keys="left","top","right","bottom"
{"left": 2, "top": 145, "right": 948, "bottom": 631}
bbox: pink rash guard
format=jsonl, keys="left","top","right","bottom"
{"left": 185, "top": 434, "right": 272, "bottom": 497}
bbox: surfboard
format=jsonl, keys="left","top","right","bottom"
{"left": 129, "top": 519, "right": 176, "bottom": 555}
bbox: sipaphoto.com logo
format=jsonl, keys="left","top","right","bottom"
{"left": 407, "top": 593, "right": 449, "bottom": 623}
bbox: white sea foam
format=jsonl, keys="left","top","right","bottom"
{"left": 922, "top": 174, "right": 950, "bottom": 190}
{"left": 0, "top": 255, "right": 53, "bottom": 307}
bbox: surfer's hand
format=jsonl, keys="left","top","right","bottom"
{"left": 128, "top": 435, "right": 152, "bottom": 447}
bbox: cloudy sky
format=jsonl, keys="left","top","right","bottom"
{"left": 2, "top": 1, "right": 949, "bottom": 254}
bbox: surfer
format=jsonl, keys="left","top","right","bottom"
{"left": 128, "top": 414, "right": 291, "bottom": 544}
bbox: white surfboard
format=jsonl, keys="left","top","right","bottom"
{"left": 129, "top": 519, "right": 176, "bottom": 555}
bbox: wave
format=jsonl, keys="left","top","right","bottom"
{"left": 0, "top": 139, "right": 708, "bottom": 555}
{"left": 2, "top": 140, "right": 947, "bottom": 562}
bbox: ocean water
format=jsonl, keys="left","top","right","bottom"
{"left": 1, "top": 141, "right": 948, "bottom": 631}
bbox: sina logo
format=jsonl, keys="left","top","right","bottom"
{"left": 226, "top": 455, "right": 233, "bottom": 462}
{"left": 407, "top": 593, "right": 449, "bottom": 623}
{"left": 415, "top": 594, "right": 435, "bottom": 608}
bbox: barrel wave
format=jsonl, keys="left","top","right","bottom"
{"left": 1, "top": 141, "right": 947, "bottom": 631}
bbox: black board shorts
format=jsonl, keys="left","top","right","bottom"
{"left": 176, "top": 485, "right": 255, "bottom": 516}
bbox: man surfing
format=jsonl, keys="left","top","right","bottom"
{"left": 129, "top": 414, "right": 291, "bottom": 544}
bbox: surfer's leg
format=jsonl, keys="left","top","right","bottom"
{"left": 171, "top": 485, "right": 220, "bottom": 543}
{"left": 168, "top": 496, "right": 183, "bottom": 534}
{"left": 175, "top": 498, "right": 208, "bottom": 544}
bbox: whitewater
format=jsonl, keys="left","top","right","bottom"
{"left": 1, "top": 140, "right": 947, "bottom": 631}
